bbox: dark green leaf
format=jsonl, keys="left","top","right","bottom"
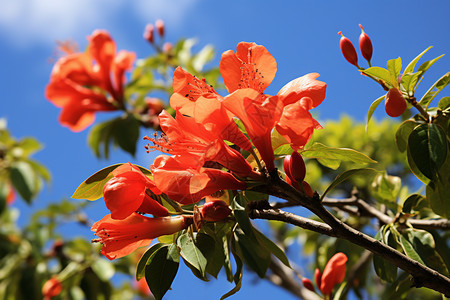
{"left": 395, "top": 120, "right": 418, "bottom": 152}
{"left": 253, "top": 227, "right": 291, "bottom": 268}
{"left": 71, "top": 164, "right": 122, "bottom": 200}
{"left": 233, "top": 228, "right": 270, "bottom": 278}
{"left": 111, "top": 115, "right": 140, "bottom": 157}
{"left": 362, "top": 67, "right": 395, "bottom": 87}
{"left": 220, "top": 246, "right": 243, "bottom": 300}
{"left": 136, "top": 243, "right": 166, "bottom": 281}
{"left": 406, "top": 147, "right": 431, "bottom": 185}
{"left": 399, "top": 234, "right": 425, "bottom": 265}
{"left": 419, "top": 72, "right": 450, "bottom": 109}
{"left": 320, "top": 168, "right": 378, "bottom": 200}
{"left": 407, "top": 123, "right": 447, "bottom": 180}
{"left": 88, "top": 119, "right": 114, "bottom": 159}
{"left": 403, "top": 46, "right": 433, "bottom": 75}
{"left": 231, "top": 194, "right": 257, "bottom": 241}
{"left": 0, "top": 181, "right": 8, "bottom": 214}
{"left": 366, "top": 95, "right": 385, "bottom": 131}
{"left": 373, "top": 226, "right": 398, "bottom": 282}
{"left": 10, "top": 161, "right": 37, "bottom": 203}
{"left": 145, "top": 244, "right": 179, "bottom": 300}
{"left": 301, "top": 142, "right": 377, "bottom": 169}
{"left": 426, "top": 151, "right": 450, "bottom": 218}
{"left": 402, "top": 194, "right": 426, "bottom": 214}
{"left": 387, "top": 57, "right": 402, "bottom": 85}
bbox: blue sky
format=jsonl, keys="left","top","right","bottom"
{"left": 1, "top": 0, "right": 449, "bottom": 299}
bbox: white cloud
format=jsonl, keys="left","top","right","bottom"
{"left": 0, "top": 0, "right": 198, "bottom": 48}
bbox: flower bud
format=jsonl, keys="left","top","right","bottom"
{"left": 289, "top": 151, "right": 306, "bottom": 183}
{"left": 302, "top": 278, "right": 315, "bottom": 292}
{"left": 302, "top": 181, "right": 314, "bottom": 198}
{"left": 42, "top": 277, "right": 62, "bottom": 299}
{"left": 314, "top": 268, "right": 322, "bottom": 288}
{"left": 155, "top": 19, "right": 165, "bottom": 37}
{"left": 143, "top": 24, "right": 154, "bottom": 44}
{"left": 145, "top": 97, "right": 165, "bottom": 115}
{"left": 163, "top": 42, "right": 173, "bottom": 54}
{"left": 201, "top": 200, "right": 231, "bottom": 222}
{"left": 358, "top": 24, "right": 373, "bottom": 62}
{"left": 338, "top": 31, "right": 358, "bottom": 67}
{"left": 385, "top": 88, "right": 406, "bottom": 117}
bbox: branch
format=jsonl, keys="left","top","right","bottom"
{"left": 250, "top": 174, "right": 450, "bottom": 297}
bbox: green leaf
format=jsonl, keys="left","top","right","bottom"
{"left": 370, "top": 172, "right": 401, "bottom": 204}
{"left": 71, "top": 163, "right": 123, "bottom": 200}
{"left": 387, "top": 57, "right": 402, "bottom": 86}
{"left": 91, "top": 259, "right": 115, "bottom": 281}
{"left": 438, "top": 96, "right": 450, "bottom": 110}
{"left": 26, "top": 159, "right": 51, "bottom": 182}
{"left": 417, "top": 54, "right": 445, "bottom": 78}
{"left": 177, "top": 232, "right": 215, "bottom": 278}
{"left": 145, "top": 244, "right": 179, "bottom": 300}
{"left": 0, "top": 181, "right": 8, "bottom": 214}
{"left": 426, "top": 150, "right": 450, "bottom": 218}
{"left": 402, "top": 194, "right": 426, "bottom": 214}
{"left": 301, "top": 142, "right": 377, "bottom": 169}
{"left": 366, "top": 95, "right": 385, "bottom": 131}
{"left": 320, "top": 168, "right": 378, "bottom": 200}
{"left": 395, "top": 120, "right": 418, "bottom": 152}
{"left": 407, "top": 123, "right": 447, "bottom": 180}
{"left": 253, "top": 227, "right": 291, "bottom": 268}
{"left": 400, "top": 72, "right": 421, "bottom": 95}
{"left": 220, "top": 246, "right": 243, "bottom": 300}
{"left": 192, "top": 44, "right": 215, "bottom": 72}
{"left": 362, "top": 67, "right": 395, "bottom": 87}
{"left": 231, "top": 194, "right": 257, "bottom": 241}
{"left": 271, "top": 128, "right": 290, "bottom": 153}
{"left": 373, "top": 226, "right": 398, "bottom": 282}
{"left": 403, "top": 46, "right": 433, "bottom": 75}
{"left": 9, "top": 161, "right": 37, "bottom": 203}
{"left": 419, "top": 72, "right": 450, "bottom": 109}
{"left": 16, "top": 137, "right": 42, "bottom": 156}
{"left": 406, "top": 147, "right": 430, "bottom": 185}
{"left": 399, "top": 234, "right": 425, "bottom": 265}
{"left": 136, "top": 243, "right": 166, "bottom": 281}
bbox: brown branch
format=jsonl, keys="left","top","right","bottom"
{"left": 250, "top": 173, "right": 450, "bottom": 297}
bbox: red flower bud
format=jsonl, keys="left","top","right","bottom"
{"left": 320, "top": 253, "right": 348, "bottom": 295}
{"left": 155, "top": 19, "right": 165, "bottom": 37}
{"left": 338, "top": 31, "right": 358, "bottom": 67}
{"left": 201, "top": 200, "right": 231, "bottom": 222}
{"left": 289, "top": 151, "right": 306, "bottom": 183}
{"left": 42, "top": 277, "right": 62, "bottom": 299}
{"left": 358, "top": 24, "right": 373, "bottom": 62}
{"left": 314, "top": 268, "right": 322, "bottom": 289}
{"left": 163, "top": 42, "right": 173, "bottom": 53}
{"left": 302, "top": 278, "right": 315, "bottom": 292}
{"left": 385, "top": 88, "right": 406, "bottom": 117}
{"left": 302, "top": 181, "right": 314, "bottom": 198}
{"left": 144, "top": 24, "right": 154, "bottom": 44}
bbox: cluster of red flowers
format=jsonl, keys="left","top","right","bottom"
{"left": 46, "top": 30, "right": 136, "bottom": 132}
{"left": 87, "top": 41, "right": 326, "bottom": 260}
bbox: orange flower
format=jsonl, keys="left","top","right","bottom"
{"left": 319, "top": 252, "right": 348, "bottom": 295}
{"left": 145, "top": 110, "right": 258, "bottom": 178}
{"left": 42, "top": 277, "right": 62, "bottom": 299}
{"left": 46, "top": 30, "right": 135, "bottom": 132}
{"left": 223, "top": 89, "right": 283, "bottom": 171}
{"left": 151, "top": 155, "right": 246, "bottom": 205}
{"left": 170, "top": 67, "right": 253, "bottom": 151}
{"left": 103, "top": 163, "right": 167, "bottom": 220}
{"left": 92, "top": 213, "right": 187, "bottom": 260}
{"left": 219, "top": 42, "right": 277, "bottom": 94}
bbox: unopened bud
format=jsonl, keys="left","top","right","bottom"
{"left": 163, "top": 42, "right": 173, "bottom": 53}
{"left": 314, "top": 268, "right": 322, "bottom": 289}
{"left": 144, "top": 24, "right": 154, "bottom": 44}
{"left": 42, "top": 277, "right": 62, "bottom": 299}
{"left": 302, "top": 181, "right": 314, "bottom": 198}
{"left": 289, "top": 151, "right": 306, "bottom": 183}
{"left": 302, "top": 278, "right": 315, "bottom": 292}
{"left": 145, "top": 97, "right": 165, "bottom": 115}
{"left": 155, "top": 19, "right": 165, "bottom": 37}
{"left": 338, "top": 31, "right": 359, "bottom": 67}
{"left": 359, "top": 24, "right": 373, "bottom": 63}
{"left": 385, "top": 88, "right": 406, "bottom": 117}
{"left": 201, "top": 200, "right": 231, "bottom": 222}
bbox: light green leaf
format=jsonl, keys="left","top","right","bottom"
{"left": 419, "top": 72, "right": 450, "bottom": 109}
{"left": 362, "top": 67, "right": 395, "bottom": 87}
{"left": 321, "top": 168, "right": 378, "bottom": 200}
{"left": 91, "top": 259, "right": 115, "bottom": 281}
{"left": 366, "top": 95, "right": 385, "bottom": 131}
{"left": 417, "top": 54, "right": 445, "bottom": 77}
{"left": 399, "top": 234, "right": 425, "bottom": 265}
{"left": 400, "top": 72, "right": 421, "bottom": 95}
{"left": 403, "top": 46, "right": 433, "bottom": 75}
{"left": 371, "top": 172, "right": 402, "bottom": 204}
{"left": 407, "top": 123, "right": 447, "bottom": 180}
{"left": 192, "top": 45, "right": 215, "bottom": 72}
{"left": 71, "top": 164, "right": 122, "bottom": 200}
{"left": 438, "top": 96, "right": 450, "bottom": 110}
{"left": 301, "top": 142, "right": 377, "bottom": 169}
{"left": 387, "top": 57, "right": 402, "bottom": 86}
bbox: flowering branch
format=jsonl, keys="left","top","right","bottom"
{"left": 249, "top": 172, "right": 450, "bottom": 297}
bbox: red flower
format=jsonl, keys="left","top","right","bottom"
{"left": 151, "top": 155, "right": 246, "bottom": 205}
{"left": 46, "top": 30, "right": 135, "bottom": 132}
{"left": 145, "top": 110, "right": 258, "bottom": 178}
{"left": 170, "top": 67, "right": 252, "bottom": 151}
{"left": 92, "top": 213, "right": 187, "bottom": 260}
{"left": 42, "top": 277, "right": 62, "bottom": 300}
{"left": 201, "top": 200, "right": 231, "bottom": 222}
{"left": 103, "top": 163, "right": 167, "bottom": 220}
{"left": 319, "top": 252, "right": 348, "bottom": 295}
